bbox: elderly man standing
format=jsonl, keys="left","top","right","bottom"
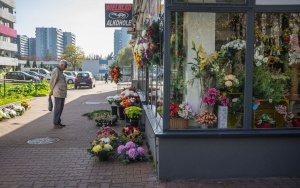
{"left": 49, "top": 60, "right": 68, "bottom": 129}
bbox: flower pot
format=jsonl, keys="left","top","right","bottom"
{"left": 98, "top": 153, "right": 109, "bottom": 161}
{"left": 201, "top": 124, "right": 208, "bottom": 129}
{"left": 129, "top": 118, "right": 139, "bottom": 126}
{"left": 118, "top": 106, "right": 125, "bottom": 120}
{"left": 292, "top": 118, "right": 300, "bottom": 127}
{"left": 256, "top": 122, "right": 272, "bottom": 128}
{"left": 111, "top": 106, "right": 118, "bottom": 119}
{"left": 170, "top": 118, "right": 188, "bottom": 129}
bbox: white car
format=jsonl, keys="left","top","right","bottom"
{"left": 64, "top": 73, "right": 75, "bottom": 84}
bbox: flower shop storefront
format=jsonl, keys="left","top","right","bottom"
{"left": 131, "top": 0, "right": 300, "bottom": 179}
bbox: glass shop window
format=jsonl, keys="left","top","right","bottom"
{"left": 172, "top": 0, "right": 245, "bottom": 4}
{"left": 253, "top": 13, "right": 300, "bottom": 129}
{"left": 168, "top": 12, "right": 246, "bottom": 130}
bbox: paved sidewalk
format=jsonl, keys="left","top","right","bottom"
{"left": 0, "top": 81, "right": 300, "bottom": 188}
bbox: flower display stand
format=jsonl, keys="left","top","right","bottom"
{"left": 118, "top": 106, "right": 125, "bottom": 120}
{"left": 170, "top": 118, "right": 188, "bottom": 129}
{"left": 218, "top": 106, "right": 228, "bottom": 128}
{"left": 111, "top": 106, "right": 118, "bottom": 119}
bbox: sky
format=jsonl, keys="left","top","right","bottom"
{"left": 15, "top": 0, "right": 132, "bottom": 57}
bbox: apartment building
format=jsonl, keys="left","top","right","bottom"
{"left": 35, "top": 27, "right": 64, "bottom": 60}
{"left": 0, "top": 0, "right": 18, "bottom": 68}
{"left": 16, "top": 35, "right": 28, "bottom": 58}
{"left": 63, "top": 32, "right": 76, "bottom": 49}
{"left": 113, "top": 27, "right": 131, "bottom": 60}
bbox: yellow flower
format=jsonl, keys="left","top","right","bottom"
{"left": 108, "top": 135, "right": 115, "bottom": 140}
{"left": 104, "top": 144, "right": 113, "bottom": 151}
{"left": 92, "top": 145, "right": 102, "bottom": 153}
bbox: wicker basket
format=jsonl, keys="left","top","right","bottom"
{"left": 170, "top": 118, "right": 188, "bottom": 129}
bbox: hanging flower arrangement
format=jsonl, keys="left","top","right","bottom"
{"left": 109, "top": 65, "right": 122, "bottom": 84}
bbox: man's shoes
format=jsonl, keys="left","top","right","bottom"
{"left": 54, "top": 124, "right": 63, "bottom": 129}
{"left": 59, "top": 123, "right": 66, "bottom": 127}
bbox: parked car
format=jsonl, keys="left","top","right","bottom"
{"left": 21, "top": 68, "right": 51, "bottom": 80}
{"left": 74, "top": 71, "right": 96, "bottom": 89}
{"left": 64, "top": 71, "right": 78, "bottom": 77}
{"left": 5, "top": 71, "right": 40, "bottom": 82}
{"left": 24, "top": 71, "right": 45, "bottom": 80}
{"left": 63, "top": 73, "right": 75, "bottom": 84}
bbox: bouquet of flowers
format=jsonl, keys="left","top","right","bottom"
{"left": 195, "top": 110, "right": 217, "bottom": 126}
{"left": 106, "top": 95, "right": 122, "bottom": 106}
{"left": 21, "top": 101, "right": 31, "bottom": 110}
{"left": 202, "top": 88, "right": 229, "bottom": 107}
{"left": 2, "top": 106, "right": 17, "bottom": 118}
{"left": 13, "top": 106, "right": 25, "bottom": 116}
{"left": 109, "top": 65, "right": 122, "bottom": 84}
{"left": 275, "top": 105, "right": 294, "bottom": 123}
{"left": 117, "top": 141, "right": 146, "bottom": 164}
{"left": 121, "top": 126, "right": 143, "bottom": 144}
{"left": 169, "top": 102, "right": 196, "bottom": 119}
{"left": 87, "top": 138, "right": 115, "bottom": 161}
{"left": 178, "top": 102, "right": 196, "bottom": 119}
{"left": 96, "top": 126, "right": 118, "bottom": 148}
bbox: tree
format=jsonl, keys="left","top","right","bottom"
{"left": 25, "top": 60, "right": 31, "bottom": 68}
{"left": 40, "top": 62, "right": 44, "bottom": 68}
{"left": 105, "top": 52, "right": 114, "bottom": 60}
{"left": 117, "top": 45, "right": 133, "bottom": 67}
{"left": 16, "top": 64, "right": 21, "bottom": 71}
{"left": 45, "top": 49, "right": 56, "bottom": 61}
{"left": 32, "top": 61, "right": 37, "bottom": 68}
{"left": 61, "top": 45, "right": 85, "bottom": 70}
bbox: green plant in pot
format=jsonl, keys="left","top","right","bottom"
{"left": 92, "top": 113, "right": 117, "bottom": 126}
{"left": 256, "top": 113, "right": 275, "bottom": 128}
{"left": 124, "top": 106, "right": 142, "bottom": 119}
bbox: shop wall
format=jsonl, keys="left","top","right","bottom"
{"left": 157, "top": 136, "right": 300, "bottom": 179}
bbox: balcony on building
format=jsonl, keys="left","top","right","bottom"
{"left": 0, "top": 24, "right": 17, "bottom": 38}
{"left": 1, "top": 0, "right": 15, "bottom": 8}
{"left": 0, "top": 41, "right": 17, "bottom": 52}
{"left": 0, "top": 8, "right": 16, "bottom": 23}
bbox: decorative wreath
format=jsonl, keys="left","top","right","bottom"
{"left": 109, "top": 65, "right": 122, "bottom": 84}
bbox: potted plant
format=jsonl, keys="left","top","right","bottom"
{"left": 121, "top": 126, "right": 143, "bottom": 145}
{"left": 92, "top": 112, "right": 117, "bottom": 127}
{"left": 124, "top": 106, "right": 142, "bottom": 126}
{"left": 87, "top": 138, "right": 115, "bottom": 161}
{"left": 106, "top": 95, "right": 122, "bottom": 118}
{"left": 195, "top": 110, "right": 218, "bottom": 129}
{"left": 87, "top": 126, "right": 118, "bottom": 161}
{"left": 256, "top": 114, "right": 275, "bottom": 128}
{"left": 117, "top": 141, "right": 146, "bottom": 164}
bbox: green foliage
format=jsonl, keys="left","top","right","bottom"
{"left": 117, "top": 45, "right": 133, "bottom": 67}
{"left": 32, "top": 61, "right": 37, "bottom": 68}
{"left": 61, "top": 45, "right": 85, "bottom": 71}
{"left": 25, "top": 60, "right": 31, "bottom": 68}
{"left": 82, "top": 109, "right": 111, "bottom": 120}
{"left": 253, "top": 65, "right": 289, "bottom": 104}
{"left": 257, "top": 114, "right": 276, "bottom": 124}
{"left": 124, "top": 106, "right": 142, "bottom": 119}
{"left": 0, "top": 80, "right": 50, "bottom": 106}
